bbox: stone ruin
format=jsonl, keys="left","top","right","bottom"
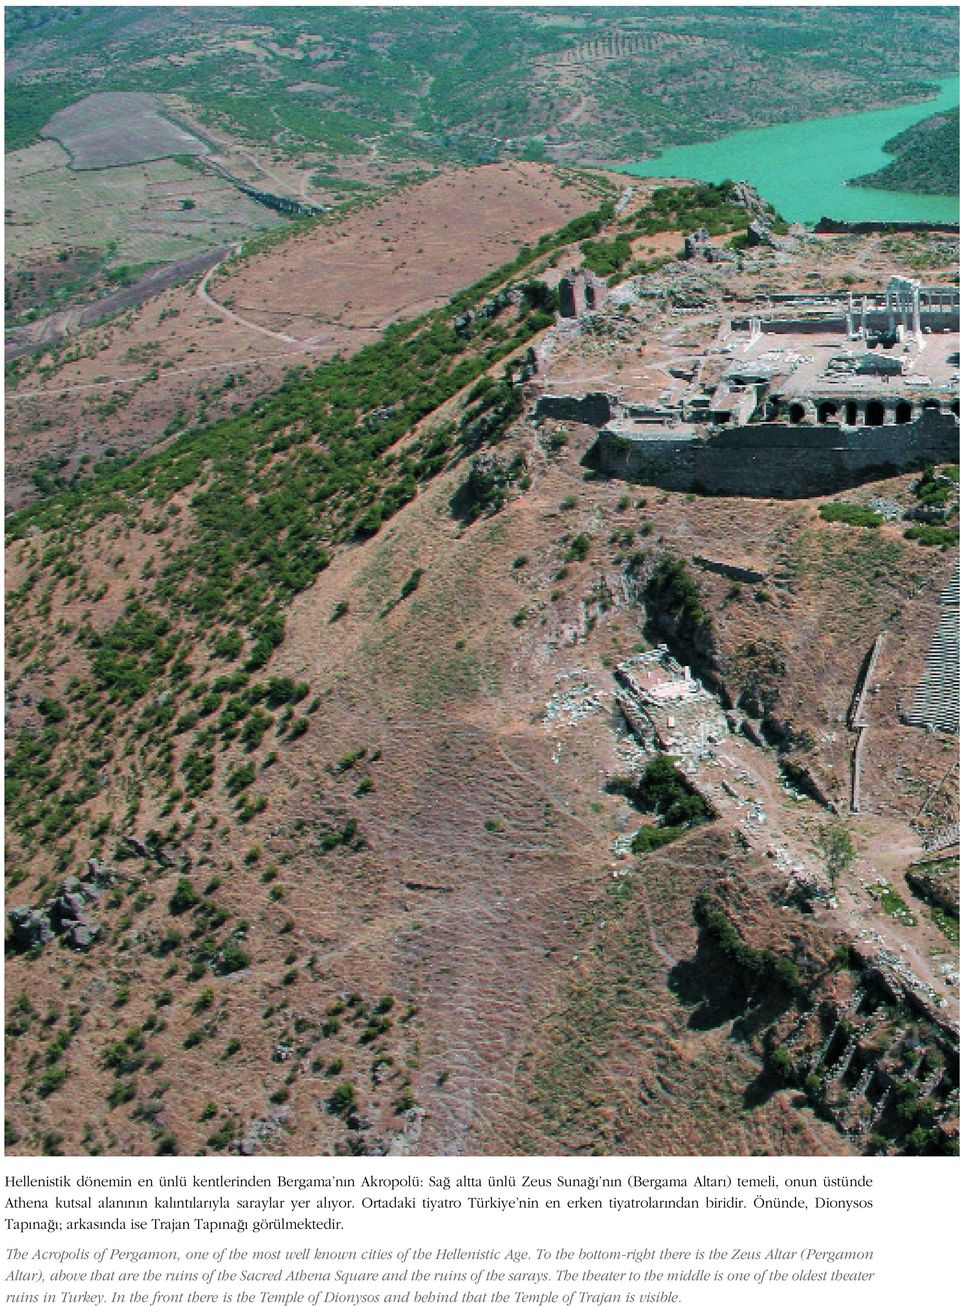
{"left": 683, "top": 227, "right": 736, "bottom": 264}
{"left": 615, "top": 647, "right": 729, "bottom": 762}
{"left": 904, "top": 562, "right": 960, "bottom": 735}
{"left": 558, "top": 270, "right": 608, "bottom": 319}
{"left": 768, "top": 947, "right": 958, "bottom": 1152}
{"left": 541, "top": 274, "right": 960, "bottom": 498}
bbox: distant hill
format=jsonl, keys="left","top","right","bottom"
{"left": 852, "top": 107, "right": 959, "bottom": 195}
{"left": 5, "top": 5, "right": 958, "bottom": 165}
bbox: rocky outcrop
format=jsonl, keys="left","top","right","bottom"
{"left": 7, "top": 863, "right": 111, "bottom": 953}
{"left": 7, "top": 907, "right": 55, "bottom": 951}
{"left": 745, "top": 216, "right": 798, "bottom": 253}
{"left": 746, "top": 218, "right": 776, "bottom": 247}
{"left": 121, "top": 832, "right": 176, "bottom": 865}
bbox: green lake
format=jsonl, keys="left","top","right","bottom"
{"left": 623, "top": 77, "right": 959, "bottom": 224}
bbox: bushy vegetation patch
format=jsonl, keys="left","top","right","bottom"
{"left": 819, "top": 502, "right": 884, "bottom": 528}
{"left": 912, "top": 464, "right": 959, "bottom": 511}
{"left": 645, "top": 555, "right": 714, "bottom": 650}
{"left": 903, "top": 524, "right": 956, "bottom": 547}
{"left": 580, "top": 234, "right": 633, "bottom": 278}
{"left": 629, "top": 183, "right": 759, "bottom": 238}
{"left": 695, "top": 896, "right": 803, "bottom": 995}
{"left": 607, "top": 756, "right": 713, "bottom": 855}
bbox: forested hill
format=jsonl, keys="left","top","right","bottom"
{"left": 852, "top": 107, "right": 960, "bottom": 196}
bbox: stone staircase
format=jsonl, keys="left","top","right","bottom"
{"left": 904, "top": 561, "right": 959, "bottom": 734}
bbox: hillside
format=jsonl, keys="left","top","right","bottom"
{"left": 6, "top": 8, "right": 955, "bottom": 168}
{"left": 4, "top": 162, "right": 618, "bottom": 508}
{"left": 852, "top": 108, "right": 960, "bottom": 195}
{"left": 5, "top": 184, "right": 958, "bottom": 1158}
{"left": 5, "top": 7, "right": 955, "bottom": 326}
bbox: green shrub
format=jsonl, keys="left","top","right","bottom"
{"left": 398, "top": 568, "right": 424, "bottom": 601}
{"left": 565, "top": 533, "right": 592, "bottom": 562}
{"left": 37, "top": 1065, "right": 68, "bottom": 1097}
{"left": 168, "top": 878, "right": 199, "bottom": 915}
{"left": 580, "top": 234, "right": 633, "bottom": 278}
{"left": 631, "top": 823, "right": 684, "bottom": 853}
{"left": 769, "top": 1046, "right": 794, "bottom": 1081}
{"left": 696, "top": 898, "right": 803, "bottom": 994}
{"left": 645, "top": 556, "right": 713, "bottom": 647}
{"left": 612, "top": 756, "right": 712, "bottom": 828}
{"left": 904, "top": 524, "right": 956, "bottom": 547}
{"left": 214, "top": 942, "right": 250, "bottom": 976}
{"left": 207, "top": 1121, "right": 238, "bottom": 1150}
{"left": 107, "top": 1081, "right": 136, "bottom": 1108}
{"left": 819, "top": 502, "right": 883, "bottom": 528}
{"left": 327, "top": 1081, "right": 357, "bottom": 1117}
{"left": 102, "top": 1031, "right": 146, "bottom": 1076}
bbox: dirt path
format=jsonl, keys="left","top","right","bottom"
{"left": 6, "top": 272, "right": 450, "bottom": 402}
{"left": 196, "top": 248, "right": 305, "bottom": 344}
{"left": 637, "top": 880, "right": 679, "bottom": 969}
{"left": 5, "top": 245, "right": 230, "bottom": 362}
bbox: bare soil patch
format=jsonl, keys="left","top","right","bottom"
{"left": 212, "top": 163, "right": 618, "bottom": 338}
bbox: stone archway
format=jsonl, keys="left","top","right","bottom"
{"left": 845, "top": 400, "right": 858, "bottom": 426}
{"left": 817, "top": 401, "right": 839, "bottom": 424}
{"left": 864, "top": 399, "right": 885, "bottom": 426}
{"left": 788, "top": 402, "right": 806, "bottom": 425}
{"left": 894, "top": 401, "right": 913, "bottom": 424}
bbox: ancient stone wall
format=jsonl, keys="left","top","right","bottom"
{"left": 535, "top": 392, "right": 614, "bottom": 426}
{"left": 730, "top": 316, "right": 849, "bottom": 334}
{"left": 590, "top": 411, "right": 958, "bottom": 498}
{"left": 814, "top": 218, "right": 960, "bottom": 234}
{"left": 558, "top": 271, "right": 608, "bottom": 319}
{"left": 693, "top": 555, "right": 766, "bottom": 584}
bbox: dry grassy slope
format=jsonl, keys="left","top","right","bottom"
{"left": 7, "top": 390, "right": 870, "bottom": 1158}
{"left": 481, "top": 826, "right": 853, "bottom": 1157}
{"left": 4, "top": 162, "right": 621, "bottom": 510}
{"left": 4, "top": 416, "right": 608, "bottom": 1157}
{"left": 212, "top": 163, "right": 623, "bottom": 336}
{"left": 696, "top": 497, "right": 957, "bottom": 826}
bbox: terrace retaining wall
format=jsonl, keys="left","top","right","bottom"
{"left": 589, "top": 411, "right": 958, "bottom": 498}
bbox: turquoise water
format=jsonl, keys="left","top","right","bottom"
{"left": 622, "top": 78, "right": 959, "bottom": 224}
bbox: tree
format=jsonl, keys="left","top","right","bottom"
{"left": 817, "top": 819, "right": 854, "bottom": 888}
